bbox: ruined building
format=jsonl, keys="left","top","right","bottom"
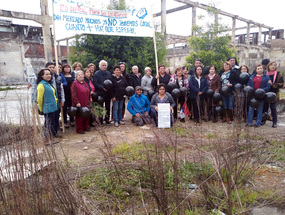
{"left": 0, "top": 19, "right": 68, "bottom": 85}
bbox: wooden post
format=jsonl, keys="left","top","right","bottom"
{"left": 151, "top": 10, "right": 159, "bottom": 85}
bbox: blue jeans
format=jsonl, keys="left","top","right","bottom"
{"left": 44, "top": 111, "right": 58, "bottom": 138}
{"left": 222, "top": 94, "right": 234, "bottom": 110}
{"left": 247, "top": 100, "right": 264, "bottom": 126}
{"left": 113, "top": 98, "right": 124, "bottom": 123}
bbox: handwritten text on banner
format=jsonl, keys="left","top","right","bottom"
{"left": 53, "top": 0, "right": 153, "bottom": 37}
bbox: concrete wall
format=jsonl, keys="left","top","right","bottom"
{"left": 0, "top": 40, "right": 25, "bottom": 85}
{"left": 0, "top": 40, "right": 46, "bottom": 85}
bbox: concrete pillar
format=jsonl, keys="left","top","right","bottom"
{"left": 161, "top": 0, "right": 166, "bottom": 37}
{"left": 246, "top": 22, "right": 250, "bottom": 45}
{"left": 268, "top": 28, "right": 272, "bottom": 45}
{"left": 231, "top": 17, "right": 236, "bottom": 43}
{"left": 41, "top": 0, "right": 53, "bottom": 62}
{"left": 192, "top": 6, "right": 196, "bottom": 36}
{"left": 258, "top": 26, "right": 262, "bottom": 46}
{"left": 42, "top": 23, "right": 53, "bottom": 62}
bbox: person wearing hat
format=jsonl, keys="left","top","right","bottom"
{"left": 141, "top": 67, "right": 153, "bottom": 100}
{"left": 127, "top": 86, "right": 151, "bottom": 126}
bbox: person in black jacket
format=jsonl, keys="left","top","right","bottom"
{"left": 151, "top": 65, "right": 171, "bottom": 91}
{"left": 188, "top": 59, "right": 209, "bottom": 76}
{"left": 129, "top": 65, "right": 142, "bottom": 89}
{"left": 219, "top": 61, "right": 238, "bottom": 124}
{"left": 228, "top": 57, "right": 239, "bottom": 74}
{"left": 119, "top": 62, "right": 129, "bottom": 121}
{"left": 263, "top": 61, "right": 284, "bottom": 128}
{"left": 93, "top": 60, "right": 112, "bottom": 124}
{"left": 188, "top": 66, "right": 208, "bottom": 125}
{"left": 110, "top": 65, "right": 128, "bottom": 127}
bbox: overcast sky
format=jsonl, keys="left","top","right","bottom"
{"left": 0, "top": 0, "right": 284, "bottom": 40}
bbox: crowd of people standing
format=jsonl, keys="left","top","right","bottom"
{"left": 36, "top": 58, "right": 284, "bottom": 145}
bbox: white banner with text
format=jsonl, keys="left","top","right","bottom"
{"left": 53, "top": 0, "right": 153, "bottom": 37}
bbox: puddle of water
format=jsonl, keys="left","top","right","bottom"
{"left": 251, "top": 206, "right": 285, "bottom": 215}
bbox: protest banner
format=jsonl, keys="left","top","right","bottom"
{"left": 158, "top": 103, "right": 171, "bottom": 128}
{"left": 53, "top": 0, "right": 153, "bottom": 38}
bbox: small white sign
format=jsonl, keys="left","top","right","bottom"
{"left": 158, "top": 103, "right": 171, "bottom": 128}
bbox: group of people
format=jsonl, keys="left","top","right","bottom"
{"left": 36, "top": 58, "right": 284, "bottom": 145}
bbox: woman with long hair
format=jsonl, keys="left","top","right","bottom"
{"left": 235, "top": 65, "right": 250, "bottom": 122}
{"left": 205, "top": 65, "right": 221, "bottom": 122}
{"left": 37, "top": 69, "right": 59, "bottom": 145}
{"left": 169, "top": 66, "right": 189, "bottom": 122}
{"left": 150, "top": 84, "right": 176, "bottom": 127}
{"left": 188, "top": 66, "right": 208, "bottom": 125}
{"left": 84, "top": 67, "right": 96, "bottom": 127}
{"left": 62, "top": 64, "right": 74, "bottom": 127}
{"left": 263, "top": 61, "right": 284, "bottom": 128}
{"left": 219, "top": 61, "right": 238, "bottom": 124}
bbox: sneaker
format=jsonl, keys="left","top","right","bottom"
{"left": 64, "top": 123, "right": 69, "bottom": 128}
{"left": 119, "top": 121, "right": 125, "bottom": 125}
{"left": 114, "top": 122, "right": 119, "bottom": 127}
{"left": 105, "top": 120, "right": 111, "bottom": 124}
{"left": 272, "top": 123, "right": 277, "bottom": 128}
{"left": 70, "top": 122, "right": 75, "bottom": 127}
{"left": 254, "top": 124, "right": 261, "bottom": 128}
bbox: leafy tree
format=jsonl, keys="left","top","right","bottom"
{"left": 69, "top": 0, "right": 167, "bottom": 74}
{"left": 185, "top": 6, "right": 237, "bottom": 70}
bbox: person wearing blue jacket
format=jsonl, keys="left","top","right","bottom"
{"left": 188, "top": 66, "right": 208, "bottom": 125}
{"left": 127, "top": 86, "right": 151, "bottom": 126}
{"left": 93, "top": 60, "right": 112, "bottom": 124}
{"left": 246, "top": 64, "right": 271, "bottom": 127}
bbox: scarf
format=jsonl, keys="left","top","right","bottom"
{"left": 266, "top": 70, "right": 277, "bottom": 83}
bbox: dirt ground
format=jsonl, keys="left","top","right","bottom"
{"left": 54, "top": 109, "right": 285, "bottom": 165}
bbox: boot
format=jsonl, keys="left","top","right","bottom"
{"left": 222, "top": 109, "right": 227, "bottom": 123}
{"left": 213, "top": 109, "right": 218, "bottom": 123}
{"left": 227, "top": 109, "right": 233, "bottom": 124}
